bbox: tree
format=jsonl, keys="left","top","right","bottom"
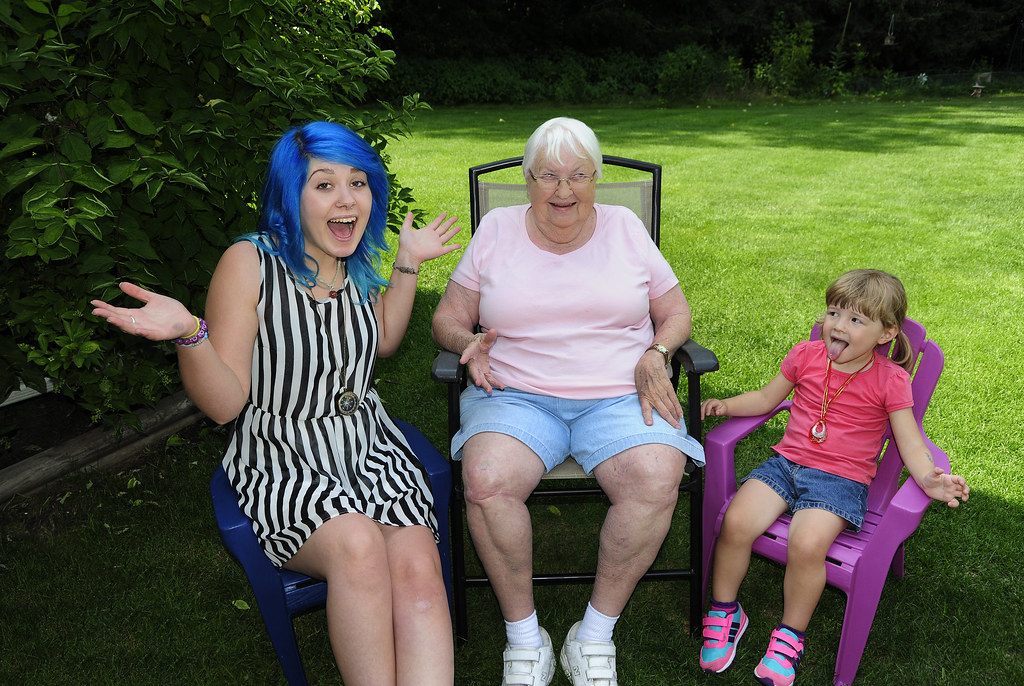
{"left": 0, "top": 0, "right": 424, "bottom": 422}
{"left": 376, "top": 0, "right": 1022, "bottom": 78}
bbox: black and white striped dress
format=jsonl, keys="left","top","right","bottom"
{"left": 222, "top": 246, "right": 438, "bottom": 567}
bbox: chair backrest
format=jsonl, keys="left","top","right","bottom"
{"left": 811, "top": 317, "right": 944, "bottom": 511}
{"left": 469, "top": 155, "right": 662, "bottom": 245}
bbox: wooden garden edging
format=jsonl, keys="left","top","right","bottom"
{"left": 0, "top": 391, "right": 203, "bottom": 502}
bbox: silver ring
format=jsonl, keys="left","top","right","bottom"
{"left": 130, "top": 316, "right": 136, "bottom": 325}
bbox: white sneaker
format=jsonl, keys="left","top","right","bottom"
{"left": 559, "top": 621, "right": 618, "bottom": 686}
{"left": 502, "top": 626, "right": 555, "bottom": 686}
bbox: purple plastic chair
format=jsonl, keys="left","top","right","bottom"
{"left": 701, "top": 318, "right": 947, "bottom": 686}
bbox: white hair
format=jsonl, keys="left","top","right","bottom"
{"left": 522, "top": 117, "right": 603, "bottom": 180}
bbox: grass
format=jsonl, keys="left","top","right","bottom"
{"left": 2, "top": 96, "right": 1023, "bottom": 685}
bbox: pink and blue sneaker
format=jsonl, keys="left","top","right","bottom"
{"left": 698, "top": 602, "right": 748, "bottom": 673}
{"left": 754, "top": 626, "right": 805, "bottom": 686}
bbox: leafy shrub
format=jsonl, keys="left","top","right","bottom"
{"left": 754, "top": 18, "right": 824, "bottom": 97}
{"left": 656, "top": 44, "right": 720, "bottom": 100}
{"left": 0, "top": 0, "right": 425, "bottom": 423}
{"left": 375, "top": 49, "right": 756, "bottom": 105}
{"left": 382, "top": 57, "right": 540, "bottom": 105}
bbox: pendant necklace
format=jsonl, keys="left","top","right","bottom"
{"left": 314, "top": 258, "right": 343, "bottom": 298}
{"left": 809, "top": 356, "right": 873, "bottom": 444}
{"left": 318, "top": 277, "right": 360, "bottom": 416}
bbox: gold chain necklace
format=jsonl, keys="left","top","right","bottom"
{"left": 808, "top": 356, "right": 873, "bottom": 443}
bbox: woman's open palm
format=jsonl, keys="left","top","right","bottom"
{"left": 91, "top": 282, "right": 196, "bottom": 342}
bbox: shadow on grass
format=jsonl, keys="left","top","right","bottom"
{"left": 404, "top": 96, "right": 1024, "bottom": 155}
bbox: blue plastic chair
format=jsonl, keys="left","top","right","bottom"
{"left": 210, "top": 418, "right": 453, "bottom": 686}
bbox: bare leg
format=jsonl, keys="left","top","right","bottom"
{"left": 780, "top": 508, "right": 847, "bottom": 632}
{"left": 710, "top": 479, "right": 789, "bottom": 603}
{"left": 588, "top": 443, "right": 685, "bottom": 616}
{"left": 284, "top": 513, "right": 398, "bottom": 685}
{"left": 382, "top": 525, "right": 454, "bottom": 686}
{"left": 461, "top": 432, "right": 546, "bottom": 621}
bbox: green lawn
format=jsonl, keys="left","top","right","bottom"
{"left": 2, "top": 97, "right": 1022, "bottom": 685}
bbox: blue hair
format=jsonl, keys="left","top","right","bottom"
{"left": 238, "top": 121, "right": 391, "bottom": 303}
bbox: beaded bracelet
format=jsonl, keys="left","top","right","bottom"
{"left": 173, "top": 316, "right": 208, "bottom": 347}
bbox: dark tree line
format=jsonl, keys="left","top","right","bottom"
{"left": 377, "top": 0, "right": 1023, "bottom": 74}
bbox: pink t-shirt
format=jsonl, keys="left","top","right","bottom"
{"left": 773, "top": 339, "right": 914, "bottom": 484}
{"left": 450, "top": 203, "right": 679, "bottom": 399}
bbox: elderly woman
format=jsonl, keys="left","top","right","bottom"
{"left": 431, "top": 117, "right": 705, "bottom": 686}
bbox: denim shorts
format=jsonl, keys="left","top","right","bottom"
{"left": 742, "top": 453, "right": 869, "bottom": 530}
{"left": 451, "top": 385, "right": 706, "bottom": 475}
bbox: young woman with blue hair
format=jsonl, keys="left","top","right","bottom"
{"left": 92, "top": 121, "right": 461, "bottom": 685}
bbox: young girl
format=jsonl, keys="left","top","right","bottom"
{"left": 697, "top": 269, "right": 969, "bottom": 686}
{"left": 91, "top": 122, "right": 461, "bottom": 686}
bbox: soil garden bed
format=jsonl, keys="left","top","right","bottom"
{"left": 0, "top": 393, "right": 96, "bottom": 470}
{"left": 0, "top": 390, "right": 202, "bottom": 501}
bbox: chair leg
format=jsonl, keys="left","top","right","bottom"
{"left": 833, "top": 574, "right": 887, "bottom": 686}
{"left": 890, "top": 541, "right": 906, "bottom": 579}
{"left": 689, "top": 469, "right": 703, "bottom": 635}
{"left": 452, "top": 489, "right": 470, "bottom": 644}
{"left": 247, "top": 577, "right": 310, "bottom": 686}
{"left": 701, "top": 502, "right": 728, "bottom": 610}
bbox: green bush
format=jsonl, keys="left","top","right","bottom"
{"left": 656, "top": 44, "right": 719, "bottom": 101}
{"left": 754, "top": 18, "right": 824, "bottom": 97}
{"left": 375, "top": 49, "right": 758, "bottom": 106}
{"left": 0, "top": 0, "right": 425, "bottom": 423}
{"left": 377, "top": 52, "right": 671, "bottom": 105}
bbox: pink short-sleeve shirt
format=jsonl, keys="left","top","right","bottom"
{"left": 773, "top": 340, "right": 914, "bottom": 484}
{"left": 450, "top": 203, "right": 679, "bottom": 399}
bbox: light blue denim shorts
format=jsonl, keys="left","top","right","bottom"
{"left": 451, "top": 385, "right": 706, "bottom": 475}
{"left": 743, "top": 453, "right": 869, "bottom": 530}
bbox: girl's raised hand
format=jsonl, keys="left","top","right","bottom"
{"left": 90, "top": 282, "right": 196, "bottom": 342}
{"left": 396, "top": 211, "right": 462, "bottom": 266}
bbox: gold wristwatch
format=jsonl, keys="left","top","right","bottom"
{"left": 646, "top": 343, "right": 670, "bottom": 366}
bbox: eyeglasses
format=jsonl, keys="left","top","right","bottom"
{"left": 528, "top": 170, "right": 596, "bottom": 189}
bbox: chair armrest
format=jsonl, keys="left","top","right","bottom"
{"left": 703, "top": 401, "right": 794, "bottom": 507}
{"left": 433, "top": 340, "right": 717, "bottom": 382}
{"left": 431, "top": 349, "right": 466, "bottom": 440}
{"left": 431, "top": 349, "right": 464, "bottom": 385}
{"left": 676, "top": 338, "right": 719, "bottom": 376}
{"left": 704, "top": 401, "right": 793, "bottom": 457}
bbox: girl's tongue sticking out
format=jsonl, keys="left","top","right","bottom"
{"left": 827, "top": 338, "right": 848, "bottom": 361}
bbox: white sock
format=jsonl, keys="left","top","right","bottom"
{"left": 576, "top": 602, "right": 619, "bottom": 643}
{"left": 505, "top": 610, "right": 543, "bottom": 648}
